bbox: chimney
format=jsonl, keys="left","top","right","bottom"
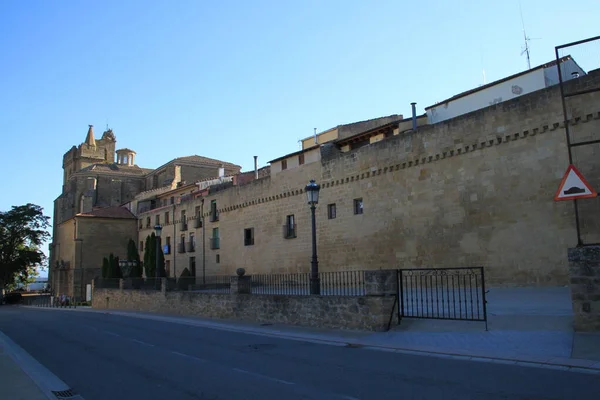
{"left": 411, "top": 102, "right": 417, "bottom": 130}
{"left": 218, "top": 165, "right": 225, "bottom": 178}
{"left": 254, "top": 156, "right": 258, "bottom": 179}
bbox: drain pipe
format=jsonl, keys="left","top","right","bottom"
{"left": 411, "top": 102, "right": 417, "bottom": 130}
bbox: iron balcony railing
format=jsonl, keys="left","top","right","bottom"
{"left": 180, "top": 221, "right": 188, "bottom": 231}
{"left": 282, "top": 224, "right": 296, "bottom": 239}
{"left": 187, "top": 241, "right": 195, "bottom": 252}
{"left": 195, "top": 218, "right": 202, "bottom": 228}
{"left": 178, "top": 243, "right": 186, "bottom": 253}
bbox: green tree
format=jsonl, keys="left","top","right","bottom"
{"left": 0, "top": 204, "right": 50, "bottom": 291}
{"left": 101, "top": 256, "right": 109, "bottom": 278}
{"left": 127, "top": 238, "right": 142, "bottom": 278}
{"left": 143, "top": 233, "right": 156, "bottom": 278}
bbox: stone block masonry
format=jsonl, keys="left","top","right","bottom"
{"left": 92, "top": 287, "right": 396, "bottom": 331}
{"left": 568, "top": 246, "right": 600, "bottom": 332}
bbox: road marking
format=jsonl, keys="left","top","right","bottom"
{"left": 103, "top": 331, "right": 120, "bottom": 337}
{"left": 338, "top": 396, "right": 361, "bottom": 400}
{"left": 170, "top": 351, "right": 206, "bottom": 363}
{"left": 232, "top": 368, "right": 295, "bottom": 385}
{"left": 131, "top": 339, "right": 154, "bottom": 347}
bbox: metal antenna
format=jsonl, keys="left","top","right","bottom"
{"left": 519, "top": 2, "right": 540, "bottom": 70}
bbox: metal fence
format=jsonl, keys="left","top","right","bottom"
{"left": 251, "top": 270, "right": 365, "bottom": 296}
{"left": 398, "top": 267, "right": 487, "bottom": 327}
{"left": 171, "top": 275, "right": 231, "bottom": 294}
{"left": 21, "top": 294, "right": 80, "bottom": 308}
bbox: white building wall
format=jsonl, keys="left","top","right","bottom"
{"left": 426, "top": 68, "right": 546, "bottom": 124}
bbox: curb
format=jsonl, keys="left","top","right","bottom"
{"left": 21, "top": 306, "right": 600, "bottom": 374}
{"left": 0, "top": 329, "right": 85, "bottom": 399}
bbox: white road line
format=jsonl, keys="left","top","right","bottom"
{"left": 131, "top": 339, "right": 154, "bottom": 347}
{"left": 232, "top": 367, "right": 295, "bottom": 385}
{"left": 170, "top": 351, "right": 206, "bottom": 363}
{"left": 103, "top": 331, "right": 120, "bottom": 337}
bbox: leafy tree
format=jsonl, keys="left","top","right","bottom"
{"left": 101, "top": 256, "right": 109, "bottom": 278}
{"left": 0, "top": 204, "right": 50, "bottom": 291}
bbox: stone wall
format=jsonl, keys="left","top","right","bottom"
{"left": 568, "top": 246, "right": 600, "bottom": 332}
{"left": 135, "top": 71, "right": 600, "bottom": 287}
{"left": 92, "top": 288, "right": 396, "bottom": 331}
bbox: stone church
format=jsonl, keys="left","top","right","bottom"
{"left": 49, "top": 125, "right": 240, "bottom": 299}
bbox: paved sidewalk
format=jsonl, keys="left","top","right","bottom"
{"left": 0, "top": 342, "right": 48, "bottom": 400}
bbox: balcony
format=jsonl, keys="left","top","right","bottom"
{"left": 210, "top": 237, "right": 220, "bottom": 250}
{"left": 283, "top": 224, "right": 296, "bottom": 239}
{"left": 178, "top": 243, "right": 186, "bottom": 253}
{"left": 195, "top": 218, "right": 202, "bottom": 228}
{"left": 187, "top": 241, "right": 195, "bottom": 252}
{"left": 209, "top": 211, "right": 219, "bottom": 222}
{"left": 180, "top": 222, "right": 188, "bottom": 231}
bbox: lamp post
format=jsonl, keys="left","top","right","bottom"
{"left": 154, "top": 224, "right": 162, "bottom": 289}
{"left": 305, "top": 179, "right": 321, "bottom": 295}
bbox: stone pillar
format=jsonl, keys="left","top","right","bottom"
{"left": 231, "top": 275, "right": 252, "bottom": 294}
{"left": 364, "top": 269, "right": 397, "bottom": 296}
{"left": 568, "top": 246, "right": 600, "bottom": 332}
{"left": 161, "top": 278, "right": 167, "bottom": 295}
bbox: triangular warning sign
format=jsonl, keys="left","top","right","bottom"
{"left": 554, "top": 164, "right": 597, "bottom": 201}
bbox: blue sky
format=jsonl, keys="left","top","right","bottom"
{"left": 1, "top": 0, "right": 599, "bottom": 275}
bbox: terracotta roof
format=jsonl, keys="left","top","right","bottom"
{"left": 116, "top": 148, "right": 136, "bottom": 154}
{"left": 77, "top": 163, "right": 147, "bottom": 176}
{"left": 172, "top": 155, "right": 240, "bottom": 168}
{"left": 77, "top": 206, "right": 135, "bottom": 219}
{"left": 268, "top": 145, "right": 319, "bottom": 164}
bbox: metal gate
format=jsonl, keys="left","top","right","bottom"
{"left": 397, "top": 267, "right": 488, "bottom": 329}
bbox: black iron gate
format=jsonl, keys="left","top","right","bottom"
{"left": 397, "top": 267, "right": 488, "bottom": 329}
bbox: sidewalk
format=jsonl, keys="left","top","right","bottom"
{"left": 0, "top": 341, "right": 48, "bottom": 400}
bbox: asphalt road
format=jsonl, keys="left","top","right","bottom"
{"left": 0, "top": 307, "right": 597, "bottom": 400}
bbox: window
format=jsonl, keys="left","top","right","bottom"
{"left": 189, "top": 256, "right": 196, "bottom": 276}
{"left": 210, "top": 200, "right": 218, "bottom": 222}
{"left": 139, "top": 219, "right": 143, "bottom": 229}
{"left": 328, "top": 203, "right": 336, "bottom": 219}
{"left": 139, "top": 241, "right": 144, "bottom": 252}
{"left": 284, "top": 215, "right": 296, "bottom": 239}
{"left": 281, "top": 159, "right": 287, "bottom": 170}
{"left": 155, "top": 215, "right": 160, "bottom": 226}
{"left": 354, "top": 198, "right": 363, "bottom": 215}
{"left": 216, "top": 254, "right": 220, "bottom": 263}
{"left": 165, "top": 212, "right": 169, "bottom": 224}
{"left": 211, "top": 227, "right": 220, "bottom": 249}
{"left": 188, "top": 232, "right": 195, "bottom": 252}
{"left": 164, "top": 236, "right": 171, "bottom": 254}
{"left": 180, "top": 210, "right": 187, "bottom": 230}
{"left": 170, "top": 197, "right": 174, "bottom": 205}
{"left": 179, "top": 234, "right": 186, "bottom": 253}
{"left": 244, "top": 228, "right": 254, "bottom": 246}
{"left": 166, "top": 236, "right": 171, "bottom": 247}
{"left": 298, "top": 153, "right": 305, "bottom": 165}
{"left": 146, "top": 217, "right": 151, "bottom": 228}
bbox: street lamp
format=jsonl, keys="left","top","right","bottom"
{"left": 154, "top": 224, "right": 162, "bottom": 289}
{"left": 305, "top": 179, "right": 321, "bottom": 295}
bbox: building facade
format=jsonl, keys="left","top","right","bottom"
{"left": 134, "top": 67, "right": 600, "bottom": 287}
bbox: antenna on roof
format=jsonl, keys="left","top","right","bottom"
{"left": 519, "top": 2, "right": 540, "bottom": 70}
{"left": 314, "top": 128, "right": 318, "bottom": 145}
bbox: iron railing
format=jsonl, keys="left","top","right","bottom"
{"left": 398, "top": 267, "right": 487, "bottom": 327}
{"left": 187, "top": 276, "right": 231, "bottom": 293}
{"left": 251, "top": 270, "right": 365, "bottom": 296}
